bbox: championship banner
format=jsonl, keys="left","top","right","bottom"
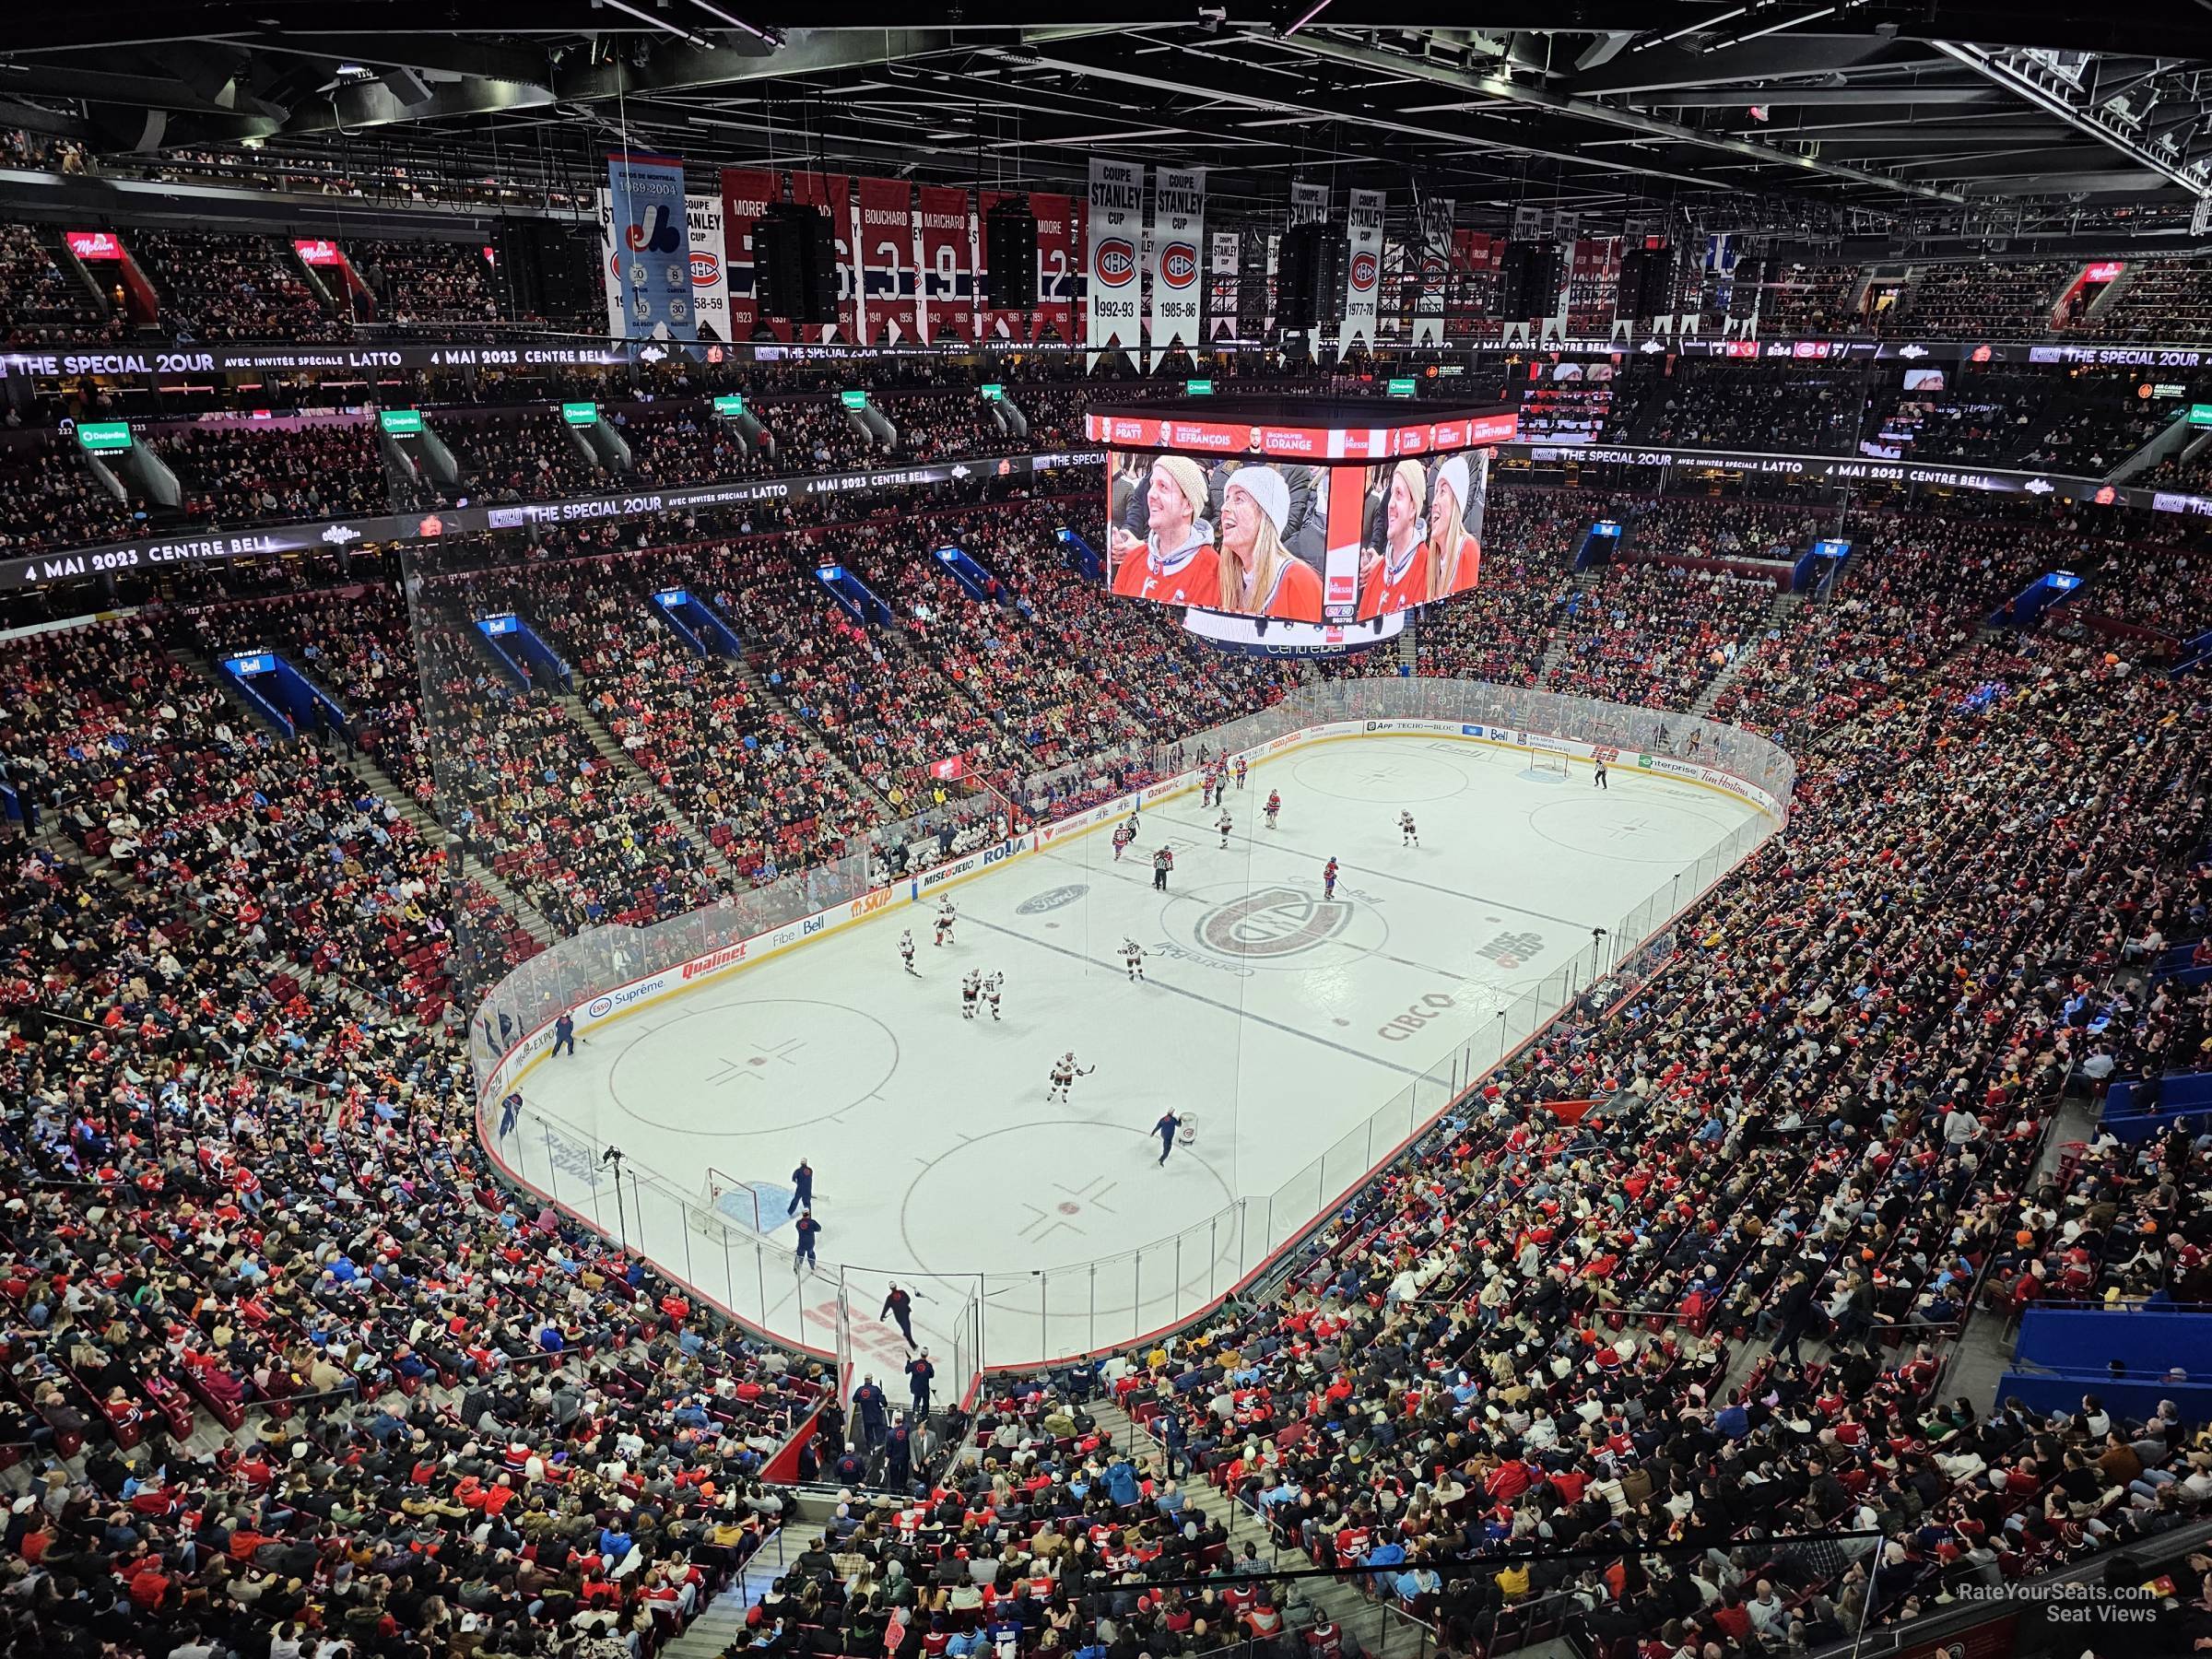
{"left": 1034, "top": 192, "right": 1077, "bottom": 345}
{"left": 719, "top": 167, "right": 779, "bottom": 341}
{"left": 1284, "top": 181, "right": 1330, "bottom": 341}
{"left": 855, "top": 177, "right": 917, "bottom": 346}
{"left": 978, "top": 189, "right": 1030, "bottom": 343}
{"left": 597, "top": 190, "right": 730, "bottom": 342}
{"left": 606, "top": 153, "right": 697, "bottom": 341}
{"left": 1147, "top": 167, "right": 1204, "bottom": 370}
{"left": 918, "top": 184, "right": 974, "bottom": 345}
{"left": 1086, "top": 158, "right": 1143, "bottom": 363}
{"left": 1342, "top": 187, "right": 1385, "bottom": 355}
{"left": 1237, "top": 228, "right": 1267, "bottom": 339}
{"left": 790, "top": 171, "right": 856, "bottom": 344}
{"left": 1414, "top": 197, "right": 1453, "bottom": 347}
{"left": 1207, "top": 231, "right": 1240, "bottom": 341}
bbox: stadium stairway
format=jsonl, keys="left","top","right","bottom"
{"left": 1087, "top": 1397, "right": 1434, "bottom": 1659}
{"left": 556, "top": 690, "right": 742, "bottom": 888}
{"left": 729, "top": 652, "right": 899, "bottom": 811}
{"left": 1689, "top": 587, "right": 1799, "bottom": 717}
{"left": 341, "top": 754, "right": 559, "bottom": 947}
{"left": 1534, "top": 573, "right": 1598, "bottom": 688}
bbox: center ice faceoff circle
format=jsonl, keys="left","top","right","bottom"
{"left": 608, "top": 997, "right": 900, "bottom": 1134}
{"left": 1289, "top": 745, "right": 1468, "bottom": 804}
{"left": 1164, "top": 879, "right": 1390, "bottom": 971}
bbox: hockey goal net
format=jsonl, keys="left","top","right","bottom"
{"left": 1526, "top": 747, "right": 1571, "bottom": 778}
{"left": 691, "top": 1168, "right": 767, "bottom": 1235}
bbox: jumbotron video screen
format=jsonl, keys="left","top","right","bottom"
{"left": 1087, "top": 405, "right": 1518, "bottom": 623}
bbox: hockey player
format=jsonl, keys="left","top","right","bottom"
{"left": 1400, "top": 811, "right": 1419, "bottom": 848}
{"left": 1112, "top": 820, "right": 1135, "bottom": 862}
{"left": 1048, "top": 1052, "right": 1095, "bottom": 1103}
{"left": 982, "top": 971, "right": 1004, "bottom": 1021}
{"left": 1323, "top": 857, "right": 1340, "bottom": 900}
{"left": 1121, "top": 938, "right": 1147, "bottom": 982}
{"left": 1233, "top": 756, "right": 1247, "bottom": 790}
{"left": 934, "top": 900, "right": 956, "bottom": 947}
{"left": 1152, "top": 846, "right": 1174, "bottom": 892}
{"left": 1217, "top": 810, "right": 1233, "bottom": 849}
{"left": 1265, "top": 790, "right": 1281, "bottom": 830}
{"left": 961, "top": 971, "right": 981, "bottom": 1020}
{"left": 899, "top": 930, "right": 917, "bottom": 974}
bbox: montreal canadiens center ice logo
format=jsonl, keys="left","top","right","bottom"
{"left": 1196, "top": 886, "right": 1355, "bottom": 959}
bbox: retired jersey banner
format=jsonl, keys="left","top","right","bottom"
{"left": 597, "top": 190, "right": 729, "bottom": 342}
{"left": 789, "top": 171, "right": 856, "bottom": 344}
{"left": 1087, "top": 158, "right": 1144, "bottom": 363}
{"left": 855, "top": 177, "right": 917, "bottom": 346}
{"left": 1207, "top": 231, "right": 1240, "bottom": 342}
{"left": 719, "top": 167, "right": 778, "bottom": 341}
{"left": 1343, "top": 187, "right": 1385, "bottom": 355}
{"left": 1414, "top": 197, "right": 1453, "bottom": 347}
{"left": 1034, "top": 192, "right": 1078, "bottom": 345}
{"left": 1147, "top": 167, "right": 1205, "bottom": 370}
{"left": 606, "top": 153, "right": 697, "bottom": 342}
{"left": 978, "top": 189, "right": 1031, "bottom": 343}
{"left": 918, "top": 185, "right": 974, "bottom": 345}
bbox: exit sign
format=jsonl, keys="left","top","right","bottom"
{"left": 76, "top": 421, "right": 133, "bottom": 453}
{"left": 1184, "top": 379, "right": 1214, "bottom": 395}
{"left": 2191, "top": 404, "right": 2212, "bottom": 427}
{"left": 1387, "top": 378, "right": 1419, "bottom": 397}
{"left": 713, "top": 394, "right": 745, "bottom": 418}
{"left": 378, "top": 408, "right": 423, "bottom": 435}
{"left": 981, "top": 383, "right": 1005, "bottom": 401}
{"left": 562, "top": 402, "right": 599, "bottom": 427}
{"left": 840, "top": 390, "right": 868, "bottom": 409}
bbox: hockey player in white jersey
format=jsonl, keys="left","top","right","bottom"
{"left": 1399, "top": 811, "right": 1419, "bottom": 848}
{"left": 899, "top": 930, "right": 917, "bottom": 974}
{"left": 1047, "top": 1052, "right": 1095, "bottom": 1102}
{"left": 982, "top": 971, "right": 1004, "bottom": 1021}
{"left": 1120, "top": 939, "right": 1147, "bottom": 982}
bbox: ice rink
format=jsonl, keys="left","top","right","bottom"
{"left": 511, "top": 734, "right": 1768, "bottom": 1371}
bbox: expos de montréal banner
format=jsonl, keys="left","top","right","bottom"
{"left": 854, "top": 177, "right": 918, "bottom": 347}
{"left": 1087, "top": 158, "right": 1144, "bottom": 364}
{"left": 606, "top": 153, "right": 697, "bottom": 341}
{"left": 1147, "top": 166, "right": 1205, "bottom": 371}
{"left": 1342, "top": 186, "right": 1386, "bottom": 356}
{"left": 596, "top": 189, "right": 730, "bottom": 342}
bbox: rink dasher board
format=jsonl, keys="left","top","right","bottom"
{"left": 477, "top": 718, "right": 1784, "bottom": 1110}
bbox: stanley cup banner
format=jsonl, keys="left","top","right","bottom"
{"left": 1087, "top": 158, "right": 1144, "bottom": 364}
{"left": 1343, "top": 187, "right": 1386, "bottom": 354}
{"left": 606, "top": 153, "right": 698, "bottom": 341}
{"left": 855, "top": 177, "right": 916, "bottom": 346}
{"left": 1284, "top": 180, "right": 1329, "bottom": 342}
{"left": 1147, "top": 166, "right": 1205, "bottom": 371}
{"left": 1207, "top": 230, "right": 1241, "bottom": 341}
{"left": 1415, "top": 196, "right": 1453, "bottom": 347}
